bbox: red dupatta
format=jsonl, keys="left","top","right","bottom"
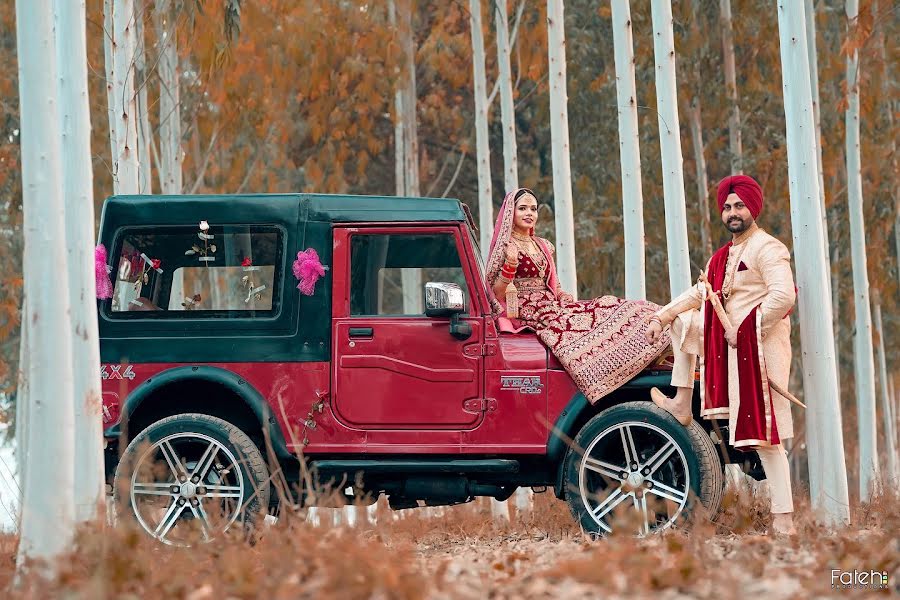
{"left": 702, "top": 242, "right": 779, "bottom": 448}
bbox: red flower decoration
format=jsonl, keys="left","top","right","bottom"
{"left": 241, "top": 257, "right": 253, "bottom": 267}
{"left": 151, "top": 258, "right": 161, "bottom": 270}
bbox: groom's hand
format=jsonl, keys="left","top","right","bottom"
{"left": 645, "top": 319, "right": 662, "bottom": 343}
{"left": 725, "top": 326, "right": 738, "bottom": 348}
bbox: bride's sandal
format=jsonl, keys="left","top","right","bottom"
{"left": 650, "top": 387, "right": 693, "bottom": 427}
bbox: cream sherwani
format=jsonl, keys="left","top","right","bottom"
{"left": 656, "top": 224, "right": 796, "bottom": 446}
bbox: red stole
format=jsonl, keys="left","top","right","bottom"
{"left": 703, "top": 243, "right": 780, "bottom": 449}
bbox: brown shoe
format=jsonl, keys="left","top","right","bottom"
{"left": 650, "top": 387, "right": 692, "bottom": 427}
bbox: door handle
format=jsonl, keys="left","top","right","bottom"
{"left": 349, "top": 327, "right": 374, "bottom": 338}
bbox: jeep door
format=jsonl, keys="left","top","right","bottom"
{"left": 331, "top": 226, "right": 486, "bottom": 433}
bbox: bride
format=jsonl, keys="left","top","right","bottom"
{"left": 486, "top": 188, "right": 673, "bottom": 403}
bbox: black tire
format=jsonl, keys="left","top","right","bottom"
{"left": 562, "top": 401, "right": 723, "bottom": 537}
{"left": 114, "top": 413, "right": 270, "bottom": 546}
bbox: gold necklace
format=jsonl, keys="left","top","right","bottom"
{"left": 510, "top": 235, "right": 546, "bottom": 278}
{"left": 511, "top": 231, "right": 531, "bottom": 241}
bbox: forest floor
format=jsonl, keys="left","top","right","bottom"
{"left": 1, "top": 487, "right": 898, "bottom": 599}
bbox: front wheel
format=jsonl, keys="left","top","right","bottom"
{"left": 113, "top": 413, "right": 270, "bottom": 546}
{"left": 563, "top": 401, "right": 723, "bottom": 537}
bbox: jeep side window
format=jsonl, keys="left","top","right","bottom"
{"left": 109, "top": 226, "right": 281, "bottom": 317}
{"left": 349, "top": 233, "right": 467, "bottom": 316}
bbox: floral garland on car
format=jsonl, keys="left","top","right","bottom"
{"left": 293, "top": 248, "right": 328, "bottom": 296}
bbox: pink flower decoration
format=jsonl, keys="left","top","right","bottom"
{"left": 292, "top": 248, "right": 328, "bottom": 296}
{"left": 95, "top": 245, "right": 113, "bottom": 299}
{"left": 242, "top": 257, "right": 253, "bottom": 267}
{"left": 150, "top": 258, "right": 162, "bottom": 270}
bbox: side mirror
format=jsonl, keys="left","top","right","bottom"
{"left": 425, "top": 282, "right": 471, "bottom": 340}
{"left": 425, "top": 282, "right": 466, "bottom": 317}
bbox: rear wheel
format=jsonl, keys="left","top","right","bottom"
{"left": 563, "top": 401, "right": 723, "bottom": 537}
{"left": 114, "top": 413, "right": 270, "bottom": 546}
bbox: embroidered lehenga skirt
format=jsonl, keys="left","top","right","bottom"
{"left": 514, "top": 277, "right": 672, "bottom": 402}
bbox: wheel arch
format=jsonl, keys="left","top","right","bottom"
{"left": 104, "top": 365, "right": 292, "bottom": 459}
{"left": 547, "top": 372, "right": 678, "bottom": 499}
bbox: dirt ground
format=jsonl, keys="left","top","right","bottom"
{"left": 2, "top": 490, "right": 898, "bottom": 599}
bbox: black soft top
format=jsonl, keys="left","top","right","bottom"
{"left": 99, "top": 193, "right": 467, "bottom": 228}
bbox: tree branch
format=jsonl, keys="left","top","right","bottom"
{"left": 188, "top": 125, "right": 221, "bottom": 194}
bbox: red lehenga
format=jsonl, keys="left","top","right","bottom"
{"left": 487, "top": 190, "right": 671, "bottom": 403}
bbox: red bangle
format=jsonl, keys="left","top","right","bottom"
{"left": 501, "top": 267, "right": 517, "bottom": 279}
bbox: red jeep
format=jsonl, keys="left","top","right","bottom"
{"left": 99, "top": 193, "right": 728, "bottom": 544}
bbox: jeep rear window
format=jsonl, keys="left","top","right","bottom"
{"left": 107, "top": 225, "right": 282, "bottom": 318}
{"left": 350, "top": 233, "right": 468, "bottom": 316}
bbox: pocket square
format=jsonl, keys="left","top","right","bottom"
{"left": 737, "top": 261, "right": 749, "bottom": 272}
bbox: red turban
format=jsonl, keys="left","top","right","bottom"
{"left": 716, "top": 174, "right": 763, "bottom": 219}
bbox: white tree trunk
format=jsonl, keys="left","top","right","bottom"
{"left": 102, "top": 0, "right": 118, "bottom": 169}
{"left": 776, "top": 0, "right": 850, "bottom": 525}
{"left": 56, "top": 0, "right": 105, "bottom": 525}
{"left": 610, "top": 0, "right": 646, "bottom": 300}
{"left": 546, "top": 0, "right": 577, "bottom": 296}
{"left": 845, "top": 0, "right": 879, "bottom": 502}
{"left": 720, "top": 0, "right": 742, "bottom": 173}
{"left": 650, "top": 1, "right": 691, "bottom": 297}
{"left": 804, "top": 0, "right": 841, "bottom": 394}
{"left": 469, "top": 0, "right": 493, "bottom": 259}
{"left": 803, "top": 0, "right": 830, "bottom": 295}
{"left": 15, "top": 0, "right": 77, "bottom": 568}
{"left": 686, "top": 99, "right": 712, "bottom": 259}
{"left": 495, "top": 0, "right": 518, "bottom": 193}
{"left": 134, "top": 9, "right": 152, "bottom": 193}
{"left": 872, "top": 294, "right": 899, "bottom": 487}
{"left": 394, "top": 0, "right": 422, "bottom": 315}
{"left": 110, "top": 0, "right": 141, "bottom": 194}
{"left": 155, "top": 0, "right": 182, "bottom": 194}
{"left": 494, "top": 1, "right": 528, "bottom": 516}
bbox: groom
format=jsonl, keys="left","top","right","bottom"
{"left": 645, "top": 174, "right": 798, "bottom": 536}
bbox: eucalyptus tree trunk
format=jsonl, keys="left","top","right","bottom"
{"left": 109, "top": 0, "right": 141, "bottom": 194}
{"left": 686, "top": 0, "right": 712, "bottom": 260}
{"left": 469, "top": 0, "right": 494, "bottom": 259}
{"left": 719, "top": 0, "right": 742, "bottom": 173}
{"left": 872, "top": 292, "right": 899, "bottom": 487}
{"left": 804, "top": 0, "right": 841, "bottom": 387}
{"left": 803, "top": 0, "right": 830, "bottom": 293}
{"left": 494, "top": 0, "right": 518, "bottom": 194}
{"left": 685, "top": 99, "right": 712, "bottom": 259}
{"left": 546, "top": 0, "right": 577, "bottom": 296}
{"left": 15, "top": 0, "right": 76, "bottom": 569}
{"left": 494, "top": 0, "right": 531, "bottom": 516}
{"left": 102, "top": 0, "right": 118, "bottom": 168}
{"left": 134, "top": 9, "right": 152, "bottom": 193}
{"left": 776, "top": 0, "right": 849, "bottom": 525}
{"left": 610, "top": 0, "right": 646, "bottom": 300}
{"left": 845, "top": 0, "right": 879, "bottom": 502}
{"left": 155, "top": 0, "right": 183, "bottom": 194}
{"left": 56, "top": 0, "right": 105, "bottom": 525}
{"left": 650, "top": 1, "right": 691, "bottom": 297}
{"left": 389, "top": 0, "right": 422, "bottom": 315}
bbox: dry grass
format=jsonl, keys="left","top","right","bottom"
{"left": 1, "top": 489, "right": 898, "bottom": 599}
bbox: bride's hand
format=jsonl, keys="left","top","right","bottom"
{"left": 505, "top": 242, "right": 519, "bottom": 264}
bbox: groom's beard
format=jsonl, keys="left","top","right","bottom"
{"left": 726, "top": 216, "right": 750, "bottom": 233}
